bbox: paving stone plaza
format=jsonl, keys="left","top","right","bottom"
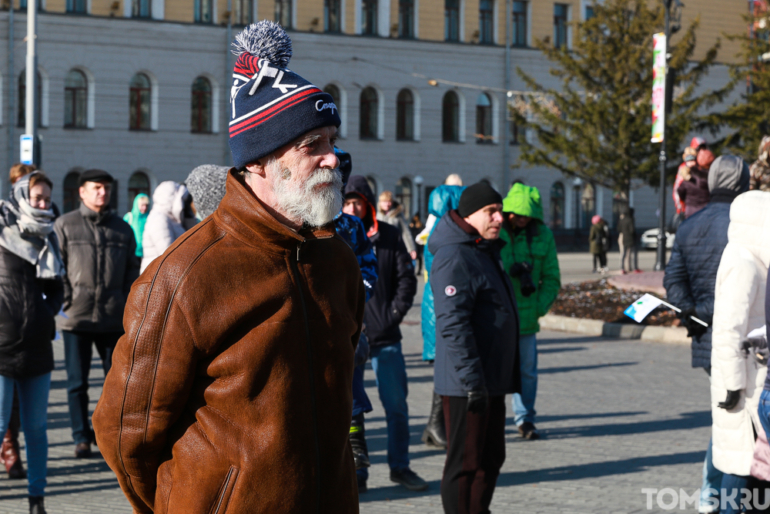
{"left": 0, "top": 276, "right": 710, "bottom": 513}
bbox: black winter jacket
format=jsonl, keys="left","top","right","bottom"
{"left": 54, "top": 203, "right": 140, "bottom": 333}
{"left": 0, "top": 247, "right": 64, "bottom": 380}
{"left": 345, "top": 176, "right": 416, "bottom": 347}
{"left": 663, "top": 197, "right": 732, "bottom": 369}
{"left": 429, "top": 211, "right": 520, "bottom": 397}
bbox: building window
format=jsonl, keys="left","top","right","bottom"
{"left": 479, "top": 0, "right": 494, "bottom": 44}
{"left": 554, "top": 3, "right": 569, "bottom": 48}
{"left": 512, "top": 1, "right": 527, "bottom": 47}
{"left": 128, "top": 171, "right": 151, "bottom": 208}
{"left": 66, "top": 0, "right": 87, "bottom": 13}
{"left": 396, "top": 89, "right": 414, "bottom": 141}
{"left": 399, "top": 0, "right": 414, "bottom": 38}
{"left": 476, "top": 93, "right": 492, "bottom": 144}
{"left": 550, "top": 182, "right": 564, "bottom": 229}
{"left": 395, "top": 177, "right": 413, "bottom": 216}
{"left": 64, "top": 70, "right": 88, "bottom": 129}
{"left": 324, "top": 84, "right": 341, "bottom": 106}
{"left": 510, "top": 118, "right": 519, "bottom": 144}
{"left": 63, "top": 171, "right": 81, "bottom": 213}
{"left": 585, "top": 5, "right": 594, "bottom": 20}
{"left": 442, "top": 91, "right": 460, "bottom": 142}
{"left": 129, "top": 73, "right": 151, "bottom": 131}
{"left": 580, "top": 182, "right": 595, "bottom": 229}
{"left": 325, "top": 0, "right": 341, "bottom": 32}
{"left": 195, "top": 0, "right": 214, "bottom": 23}
{"left": 275, "top": 0, "right": 292, "bottom": 28}
{"left": 362, "top": 0, "right": 377, "bottom": 35}
{"left": 235, "top": 0, "right": 253, "bottom": 24}
{"left": 191, "top": 77, "right": 212, "bottom": 134}
{"left": 360, "top": 87, "right": 379, "bottom": 140}
{"left": 132, "top": 0, "right": 151, "bottom": 17}
{"left": 445, "top": 0, "right": 460, "bottom": 41}
{"left": 17, "top": 71, "right": 41, "bottom": 128}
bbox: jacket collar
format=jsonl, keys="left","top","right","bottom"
{"left": 213, "top": 169, "right": 336, "bottom": 252}
{"left": 79, "top": 202, "right": 111, "bottom": 224}
{"left": 448, "top": 210, "right": 506, "bottom": 252}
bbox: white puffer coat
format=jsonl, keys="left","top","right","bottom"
{"left": 711, "top": 191, "right": 770, "bottom": 476}
{"left": 140, "top": 181, "right": 194, "bottom": 273}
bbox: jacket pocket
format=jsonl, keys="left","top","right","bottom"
{"left": 209, "top": 465, "right": 239, "bottom": 514}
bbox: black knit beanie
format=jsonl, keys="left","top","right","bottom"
{"left": 457, "top": 182, "right": 503, "bottom": 218}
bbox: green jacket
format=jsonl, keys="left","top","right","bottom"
{"left": 500, "top": 184, "right": 561, "bottom": 335}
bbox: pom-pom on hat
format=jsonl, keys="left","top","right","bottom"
{"left": 229, "top": 21, "right": 341, "bottom": 168}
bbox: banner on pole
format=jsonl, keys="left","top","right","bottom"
{"left": 651, "top": 33, "right": 666, "bottom": 143}
{"left": 624, "top": 294, "right": 665, "bottom": 323}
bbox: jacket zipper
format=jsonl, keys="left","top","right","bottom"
{"left": 290, "top": 240, "right": 322, "bottom": 514}
{"left": 212, "top": 466, "right": 235, "bottom": 514}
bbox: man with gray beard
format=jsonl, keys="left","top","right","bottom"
{"left": 92, "top": 22, "right": 365, "bottom": 513}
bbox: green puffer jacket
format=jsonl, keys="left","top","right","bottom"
{"left": 500, "top": 184, "right": 561, "bottom": 335}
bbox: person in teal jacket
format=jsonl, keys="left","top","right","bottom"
{"left": 418, "top": 184, "right": 464, "bottom": 449}
{"left": 123, "top": 193, "right": 149, "bottom": 258}
{"left": 500, "top": 183, "right": 561, "bottom": 440}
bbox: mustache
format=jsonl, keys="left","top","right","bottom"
{"left": 305, "top": 168, "right": 342, "bottom": 188}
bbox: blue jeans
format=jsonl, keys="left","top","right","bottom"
{"left": 512, "top": 333, "right": 538, "bottom": 426}
{"left": 700, "top": 437, "right": 722, "bottom": 512}
{"left": 62, "top": 330, "right": 121, "bottom": 444}
{"left": 0, "top": 372, "right": 51, "bottom": 496}
{"left": 359, "top": 342, "right": 410, "bottom": 480}
{"left": 720, "top": 473, "right": 749, "bottom": 514}
{"left": 351, "top": 364, "right": 373, "bottom": 417}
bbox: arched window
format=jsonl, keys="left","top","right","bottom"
{"left": 63, "top": 171, "right": 81, "bottom": 213}
{"left": 17, "top": 71, "right": 41, "bottom": 128}
{"left": 476, "top": 93, "right": 492, "bottom": 144}
{"left": 191, "top": 77, "right": 212, "bottom": 133}
{"left": 129, "top": 73, "right": 151, "bottom": 131}
{"left": 442, "top": 91, "right": 460, "bottom": 142}
{"left": 360, "top": 87, "right": 379, "bottom": 140}
{"left": 396, "top": 177, "right": 413, "bottom": 216}
{"left": 324, "top": 84, "right": 340, "bottom": 106}
{"left": 128, "top": 171, "right": 151, "bottom": 208}
{"left": 479, "top": 0, "right": 494, "bottom": 43}
{"left": 64, "top": 70, "right": 88, "bottom": 129}
{"left": 195, "top": 0, "right": 213, "bottom": 23}
{"left": 275, "top": 0, "right": 292, "bottom": 28}
{"left": 362, "top": 0, "right": 378, "bottom": 35}
{"left": 550, "top": 182, "right": 565, "bottom": 229}
{"left": 396, "top": 89, "right": 414, "bottom": 141}
{"left": 581, "top": 183, "right": 595, "bottom": 229}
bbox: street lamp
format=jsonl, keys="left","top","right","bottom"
{"left": 414, "top": 175, "right": 424, "bottom": 220}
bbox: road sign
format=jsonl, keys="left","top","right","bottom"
{"left": 20, "top": 134, "right": 34, "bottom": 165}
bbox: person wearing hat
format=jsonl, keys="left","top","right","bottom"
{"left": 429, "top": 182, "right": 521, "bottom": 514}
{"left": 93, "top": 21, "right": 365, "bottom": 514}
{"left": 678, "top": 137, "right": 715, "bottom": 220}
{"left": 663, "top": 154, "right": 751, "bottom": 513}
{"left": 53, "top": 169, "right": 140, "bottom": 460}
{"left": 499, "top": 183, "right": 560, "bottom": 441}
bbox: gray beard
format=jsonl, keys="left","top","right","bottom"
{"left": 269, "top": 159, "right": 343, "bottom": 228}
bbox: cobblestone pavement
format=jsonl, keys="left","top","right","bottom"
{"left": 0, "top": 280, "right": 710, "bottom": 513}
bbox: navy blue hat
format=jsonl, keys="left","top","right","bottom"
{"left": 229, "top": 21, "right": 341, "bottom": 168}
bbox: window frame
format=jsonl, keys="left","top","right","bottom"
{"left": 191, "top": 76, "right": 213, "bottom": 134}
{"left": 128, "top": 171, "right": 152, "bottom": 209}
{"left": 512, "top": 1, "right": 528, "bottom": 47}
{"left": 129, "top": 73, "right": 152, "bottom": 132}
{"left": 442, "top": 91, "right": 460, "bottom": 143}
{"left": 66, "top": 0, "right": 87, "bottom": 13}
{"left": 554, "top": 3, "right": 569, "bottom": 48}
{"left": 359, "top": 86, "right": 379, "bottom": 140}
{"left": 475, "top": 92, "right": 493, "bottom": 144}
{"left": 361, "top": 0, "right": 378, "bottom": 36}
{"left": 64, "top": 70, "right": 88, "bottom": 129}
{"left": 479, "top": 0, "right": 494, "bottom": 44}
{"left": 396, "top": 89, "right": 415, "bottom": 141}
{"left": 324, "top": 0, "right": 341, "bottom": 32}
{"left": 132, "top": 0, "right": 151, "bottom": 18}
{"left": 550, "top": 181, "right": 565, "bottom": 229}
{"left": 195, "top": 0, "right": 214, "bottom": 24}
{"left": 63, "top": 171, "right": 82, "bottom": 213}
{"left": 445, "top": 0, "right": 460, "bottom": 42}
{"left": 398, "top": 0, "right": 415, "bottom": 38}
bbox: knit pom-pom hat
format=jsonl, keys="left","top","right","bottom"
{"left": 228, "top": 21, "right": 341, "bottom": 168}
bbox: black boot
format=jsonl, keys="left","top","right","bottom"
{"left": 421, "top": 392, "right": 447, "bottom": 449}
{"left": 29, "top": 496, "right": 46, "bottom": 514}
{"left": 349, "top": 413, "right": 370, "bottom": 470}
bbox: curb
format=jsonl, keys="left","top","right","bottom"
{"left": 540, "top": 314, "right": 690, "bottom": 345}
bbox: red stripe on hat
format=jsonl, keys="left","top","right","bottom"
{"left": 230, "top": 91, "right": 319, "bottom": 138}
{"left": 229, "top": 88, "right": 321, "bottom": 136}
{"left": 234, "top": 54, "right": 260, "bottom": 76}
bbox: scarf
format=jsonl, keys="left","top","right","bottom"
{"left": 0, "top": 173, "right": 65, "bottom": 279}
{"left": 124, "top": 193, "right": 149, "bottom": 257}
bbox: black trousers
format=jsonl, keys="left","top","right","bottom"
{"left": 593, "top": 253, "right": 607, "bottom": 269}
{"left": 441, "top": 395, "right": 506, "bottom": 514}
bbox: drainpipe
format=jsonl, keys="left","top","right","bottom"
{"left": 25, "top": 0, "right": 37, "bottom": 165}
{"left": 7, "top": 2, "right": 14, "bottom": 196}
{"left": 502, "top": 0, "right": 511, "bottom": 191}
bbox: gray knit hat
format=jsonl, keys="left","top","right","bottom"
{"left": 185, "top": 165, "right": 229, "bottom": 219}
{"left": 708, "top": 155, "right": 750, "bottom": 194}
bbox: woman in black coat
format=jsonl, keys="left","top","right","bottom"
{"left": 0, "top": 172, "right": 64, "bottom": 514}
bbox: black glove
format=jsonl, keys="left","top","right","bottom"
{"left": 680, "top": 309, "right": 708, "bottom": 339}
{"left": 717, "top": 390, "right": 741, "bottom": 410}
{"left": 509, "top": 262, "right": 533, "bottom": 278}
{"left": 467, "top": 389, "right": 489, "bottom": 414}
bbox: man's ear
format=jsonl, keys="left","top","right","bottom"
{"left": 244, "top": 161, "right": 267, "bottom": 178}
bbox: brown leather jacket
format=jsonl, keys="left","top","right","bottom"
{"left": 93, "top": 171, "right": 365, "bottom": 514}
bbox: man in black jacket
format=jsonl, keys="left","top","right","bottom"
{"left": 54, "top": 169, "right": 140, "bottom": 459}
{"left": 430, "top": 182, "right": 520, "bottom": 514}
{"left": 663, "top": 155, "right": 750, "bottom": 514}
{"left": 342, "top": 176, "right": 425, "bottom": 492}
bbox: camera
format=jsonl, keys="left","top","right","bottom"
{"left": 511, "top": 262, "right": 536, "bottom": 297}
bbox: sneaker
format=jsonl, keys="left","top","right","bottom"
{"left": 634, "top": 269, "right": 643, "bottom": 274}
{"left": 74, "top": 442, "right": 92, "bottom": 459}
{"left": 621, "top": 270, "right": 628, "bottom": 275}
{"left": 352, "top": 448, "right": 370, "bottom": 469}
{"left": 517, "top": 422, "right": 540, "bottom": 440}
{"left": 390, "top": 467, "right": 428, "bottom": 491}
{"left": 29, "top": 496, "right": 46, "bottom": 514}
{"left": 357, "top": 475, "right": 368, "bottom": 494}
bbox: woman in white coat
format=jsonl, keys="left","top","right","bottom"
{"left": 711, "top": 187, "right": 770, "bottom": 513}
{"left": 140, "top": 181, "right": 197, "bottom": 272}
